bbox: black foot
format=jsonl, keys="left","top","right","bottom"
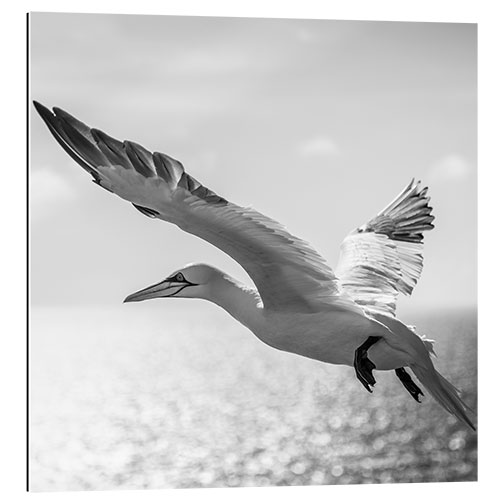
{"left": 354, "top": 336, "right": 381, "bottom": 393}
{"left": 395, "top": 367, "right": 424, "bottom": 403}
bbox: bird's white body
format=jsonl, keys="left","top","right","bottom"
{"left": 33, "top": 101, "right": 476, "bottom": 430}
{"left": 186, "top": 266, "right": 410, "bottom": 370}
{"left": 256, "top": 310, "right": 407, "bottom": 370}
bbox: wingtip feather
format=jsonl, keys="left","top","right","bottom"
{"left": 33, "top": 100, "right": 56, "bottom": 125}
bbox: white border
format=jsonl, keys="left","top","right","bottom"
{"left": 3, "top": 1, "right": 497, "bottom": 499}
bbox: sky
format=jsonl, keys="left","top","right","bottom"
{"left": 30, "top": 13, "right": 477, "bottom": 312}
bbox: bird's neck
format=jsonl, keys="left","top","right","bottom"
{"left": 205, "top": 274, "right": 264, "bottom": 333}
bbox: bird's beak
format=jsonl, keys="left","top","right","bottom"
{"left": 124, "top": 279, "right": 186, "bottom": 303}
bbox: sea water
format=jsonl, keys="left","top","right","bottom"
{"left": 29, "top": 304, "right": 477, "bottom": 490}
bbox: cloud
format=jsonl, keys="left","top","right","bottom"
{"left": 30, "top": 168, "right": 76, "bottom": 217}
{"left": 296, "top": 28, "right": 318, "bottom": 44}
{"left": 298, "top": 136, "right": 340, "bottom": 157}
{"left": 427, "top": 154, "right": 474, "bottom": 183}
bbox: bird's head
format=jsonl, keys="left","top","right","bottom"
{"left": 123, "top": 263, "right": 221, "bottom": 303}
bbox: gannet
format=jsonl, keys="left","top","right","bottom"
{"left": 33, "top": 101, "right": 475, "bottom": 430}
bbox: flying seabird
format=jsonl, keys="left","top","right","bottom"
{"left": 33, "top": 101, "right": 475, "bottom": 430}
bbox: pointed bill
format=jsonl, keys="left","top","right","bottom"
{"left": 123, "top": 280, "right": 186, "bottom": 302}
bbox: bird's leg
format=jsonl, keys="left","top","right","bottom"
{"left": 395, "top": 367, "right": 424, "bottom": 403}
{"left": 354, "top": 336, "right": 381, "bottom": 393}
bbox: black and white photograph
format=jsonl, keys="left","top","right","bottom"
{"left": 28, "top": 10, "right": 478, "bottom": 493}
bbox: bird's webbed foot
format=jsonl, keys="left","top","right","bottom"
{"left": 395, "top": 367, "right": 424, "bottom": 402}
{"left": 354, "top": 336, "right": 381, "bottom": 393}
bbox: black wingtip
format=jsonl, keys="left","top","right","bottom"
{"left": 32, "top": 100, "right": 53, "bottom": 120}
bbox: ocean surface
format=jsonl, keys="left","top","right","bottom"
{"left": 29, "top": 305, "right": 477, "bottom": 491}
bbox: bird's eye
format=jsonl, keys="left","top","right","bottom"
{"left": 175, "top": 272, "right": 185, "bottom": 282}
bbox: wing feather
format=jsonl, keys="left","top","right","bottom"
{"left": 336, "top": 179, "right": 435, "bottom": 316}
{"left": 34, "top": 102, "right": 353, "bottom": 313}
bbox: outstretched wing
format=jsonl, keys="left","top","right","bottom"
{"left": 335, "top": 179, "right": 434, "bottom": 316}
{"left": 34, "top": 102, "right": 357, "bottom": 314}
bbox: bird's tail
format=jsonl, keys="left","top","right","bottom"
{"left": 371, "top": 312, "right": 476, "bottom": 430}
{"left": 409, "top": 363, "right": 476, "bottom": 431}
